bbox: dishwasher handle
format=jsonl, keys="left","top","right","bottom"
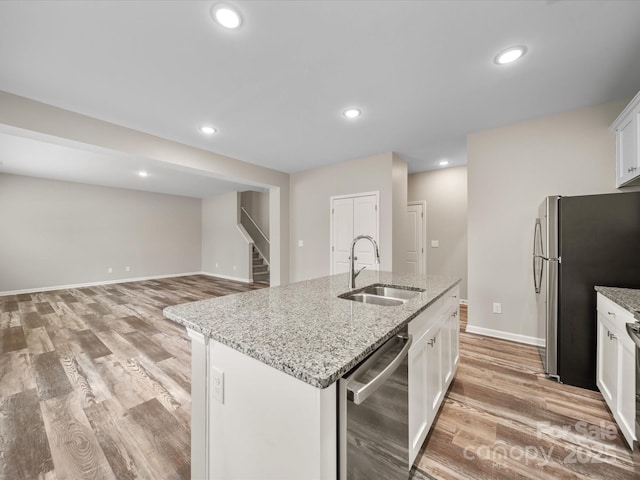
{"left": 346, "top": 333, "right": 412, "bottom": 405}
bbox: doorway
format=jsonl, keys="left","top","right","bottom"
{"left": 330, "top": 191, "right": 379, "bottom": 274}
{"left": 406, "top": 201, "right": 426, "bottom": 275}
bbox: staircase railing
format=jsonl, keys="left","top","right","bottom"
{"left": 240, "top": 206, "right": 270, "bottom": 265}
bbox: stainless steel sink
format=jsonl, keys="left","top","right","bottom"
{"left": 345, "top": 293, "right": 407, "bottom": 306}
{"left": 339, "top": 283, "right": 424, "bottom": 306}
{"left": 360, "top": 285, "right": 422, "bottom": 300}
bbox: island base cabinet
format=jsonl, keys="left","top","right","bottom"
{"left": 407, "top": 285, "right": 459, "bottom": 465}
{"left": 188, "top": 330, "right": 337, "bottom": 480}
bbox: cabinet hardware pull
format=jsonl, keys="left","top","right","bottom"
{"left": 607, "top": 311, "right": 616, "bottom": 317}
{"left": 610, "top": 333, "right": 617, "bottom": 340}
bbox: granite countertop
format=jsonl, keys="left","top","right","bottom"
{"left": 595, "top": 286, "right": 640, "bottom": 320}
{"left": 164, "top": 270, "right": 460, "bottom": 389}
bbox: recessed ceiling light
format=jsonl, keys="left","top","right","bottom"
{"left": 212, "top": 4, "right": 242, "bottom": 29}
{"left": 138, "top": 171, "right": 149, "bottom": 177}
{"left": 199, "top": 125, "right": 217, "bottom": 135}
{"left": 494, "top": 46, "right": 527, "bottom": 65}
{"left": 439, "top": 160, "right": 449, "bottom": 167}
{"left": 343, "top": 108, "right": 361, "bottom": 119}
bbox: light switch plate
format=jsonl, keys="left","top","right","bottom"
{"left": 431, "top": 240, "right": 439, "bottom": 248}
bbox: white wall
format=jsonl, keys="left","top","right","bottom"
{"left": 467, "top": 99, "right": 634, "bottom": 343}
{"left": 0, "top": 173, "right": 201, "bottom": 293}
{"left": 0, "top": 91, "right": 290, "bottom": 285}
{"left": 391, "top": 153, "right": 409, "bottom": 273}
{"left": 408, "top": 166, "right": 468, "bottom": 299}
{"left": 289, "top": 152, "right": 398, "bottom": 282}
{"left": 202, "top": 191, "right": 251, "bottom": 282}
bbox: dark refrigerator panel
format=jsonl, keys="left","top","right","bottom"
{"left": 559, "top": 192, "right": 640, "bottom": 390}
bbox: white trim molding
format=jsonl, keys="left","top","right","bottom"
{"left": 200, "top": 272, "right": 253, "bottom": 284}
{"left": 0, "top": 271, "right": 202, "bottom": 297}
{"left": 465, "top": 324, "right": 544, "bottom": 347}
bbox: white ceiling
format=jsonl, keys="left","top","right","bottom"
{"left": 1, "top": 0, "right": 640, "bottom": 185}
{"left": 0, "top": 130, "right": 260, "bottom": 198}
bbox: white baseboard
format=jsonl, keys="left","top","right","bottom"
{"left": 0, "top": 271, "right": 203, "bottom": 297}
{"left": 465, "top": 324, "right": 544, "bottom": 347}
{"left": 200, "top": 271, "right": 253, "bottom": 284}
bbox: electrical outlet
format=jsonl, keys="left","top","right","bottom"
{"left": 107, "top": 267, "right": 113, "bottom": 274}
{"left": 233, "top": 265, "right": 236, "bottom": 271}
{"left": 431, "top": 240, "right": 439, "bottom": 248}
{"left": 298, "top": 240, "right": 304, "bottom": 247}
{"left": 215, "top": 263, "right": 219, "bottom": 268}
{"left": 125, "top": 266, "right": 130, "bottom": 272}
{"left": 212, "top": 367, "right": 224, "bottom": 404}
{"left": 493, "top": 302, "right": 502, "bottom": 314}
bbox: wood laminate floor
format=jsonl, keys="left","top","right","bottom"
{"left": 0, "top": 275, "right": 265, "bottom": 480}
{"left": 1, "top": 282, "right": 637, "bottom": 479}
{"left": 413, "top": 305, "right": 638, "bottom": 480}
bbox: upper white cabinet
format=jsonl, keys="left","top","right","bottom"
{"left": 595, "top": 293, "right": 636, "bottom": 448}
{"left": 610, "top": 90, "right": 640, "bottom": 187}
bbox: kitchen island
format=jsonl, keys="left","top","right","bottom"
{"left": 164, "top": 270, "right": 460, "bottom": 479}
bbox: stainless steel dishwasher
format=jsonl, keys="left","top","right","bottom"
{"left": 338, "top": 327, "right": 412, "bottom": 479}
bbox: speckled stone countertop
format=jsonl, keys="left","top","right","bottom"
{"left": 164, "top": 271, "right": 460, "bottom": 389}
{"left": 595, "top": 286, "right": 640, "bottom": 320}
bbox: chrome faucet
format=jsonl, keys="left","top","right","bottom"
{"left": 349, "top": 235, "right": 381, "bottom": 289}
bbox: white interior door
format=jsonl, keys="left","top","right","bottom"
{"left": 331, "top": 197, "right": 354, "bottom": 274}
{"left": 406, "top": 203, "right": 425, "bottom": 275}
{"left": 331, "top": 192, "right": 379, "bottom": 274}
{"left": 352, "top": 194, "right": 378, "bottom": 270}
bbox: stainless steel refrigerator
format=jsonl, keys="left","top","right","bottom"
{"left": 533, "top": 192, "right": 640, "bottom": 390}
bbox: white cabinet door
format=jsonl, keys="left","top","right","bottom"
{"left": 426, "top": 324, "right": 443, "bottom": 423}
{"left": 596, "top": 311, "right": 617, "bottom": 406}
{"left": 444, "top": 287, "right": 460, "bottom": 385}
{"left": 611, "top": 90, "right": 640, "bottom": 187}
{"left": 441, "top": 309, "right": 453, "bottom": 387}
{"left": 330, "top": 192, "right": 379, "bottom": 274}
{"left": 616, "top": 114, "right": 638, "bottom": 186}
{"left": 617, "top": 333, "right": 636, "bottom": 448}
{"left": 408, "top": 332, "right": 429, "bottom": 465}
{"left": 451, "top": 307, "right": 460, "bottom": 369}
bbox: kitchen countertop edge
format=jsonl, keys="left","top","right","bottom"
{"left": 595, "top": 285, "right": 640, "bottom": 319}
{"left": 164, "top": 272, "right": 460, "bottom": 389}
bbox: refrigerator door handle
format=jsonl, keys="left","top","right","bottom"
{"left": 533, "top": 220, "right": 543, "bottom": 293}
